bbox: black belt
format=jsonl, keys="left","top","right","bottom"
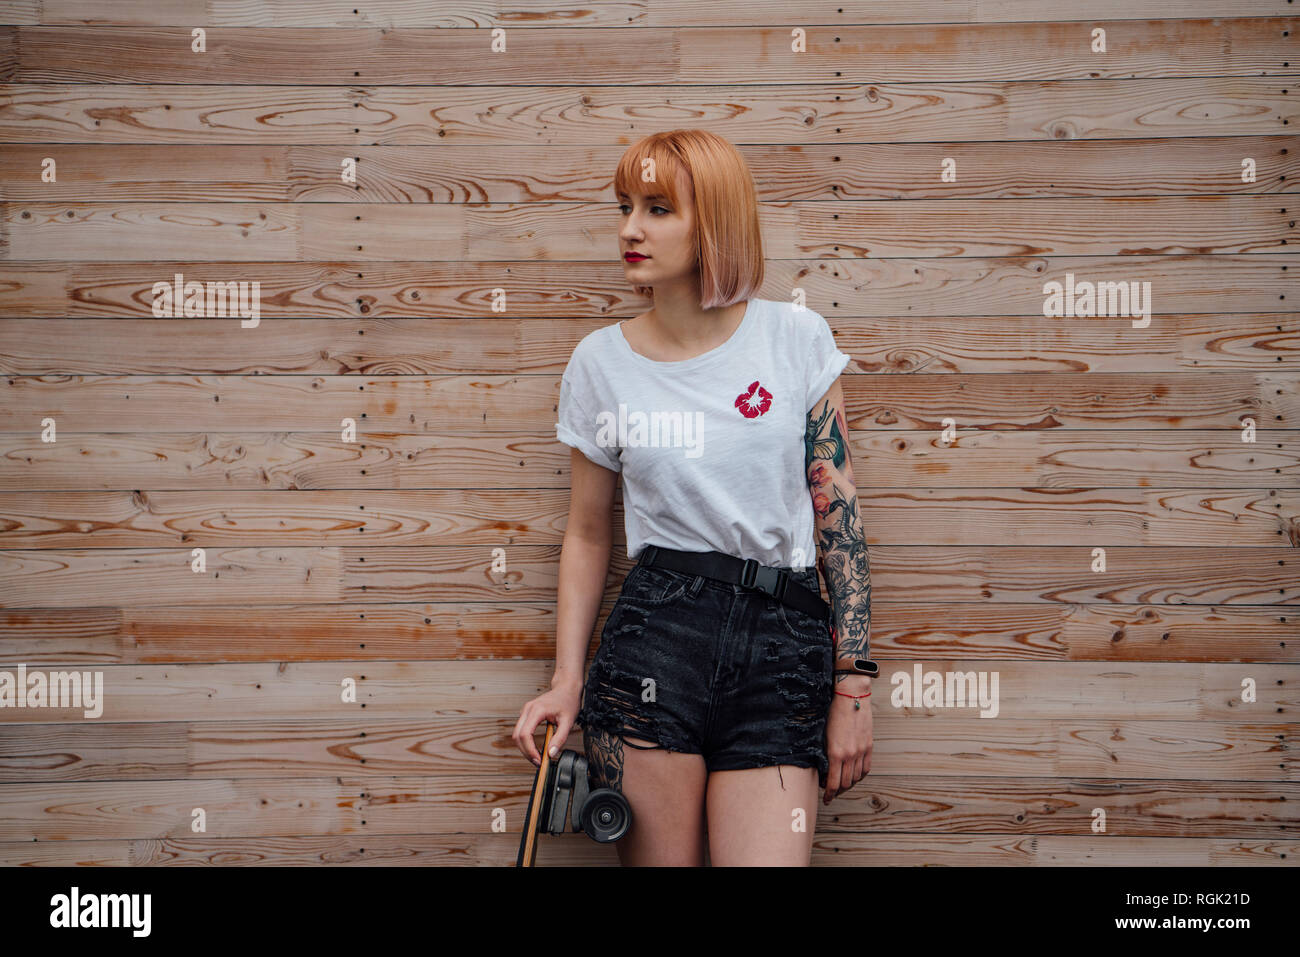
{"left": 636, "top": 545, "right": 829, "bottom": 621}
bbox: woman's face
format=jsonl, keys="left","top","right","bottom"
{"left": 618, "top": 168, "right": 695, "bottom": 286}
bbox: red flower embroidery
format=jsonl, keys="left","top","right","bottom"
{"left": 734, "top": 380, "right": 772, "bottom": 418}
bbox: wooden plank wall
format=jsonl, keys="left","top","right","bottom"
{"left": 0, "top": 1, "right": 1296, "bottom": 867}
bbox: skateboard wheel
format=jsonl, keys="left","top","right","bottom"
{"left": 581, "top": 788, "right": 631, "bottom": 843}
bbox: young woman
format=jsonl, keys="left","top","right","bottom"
{"left": 513, "top": 129, "right": 875, "bottom": 866}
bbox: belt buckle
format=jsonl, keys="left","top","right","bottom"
{"left": 742, "top": 559, "right": 789, "bottom": 602}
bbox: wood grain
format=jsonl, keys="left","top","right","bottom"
{"left": 13, "top": 0, "right": 1292, "bottom": 28}
{"left": 0, "top": 660, "right": 1292, "bottom": 724}
{"left": 0, "top": 260, "right": 1295, "bottom": 318}
{"left": 0, "top": 773, "right": 1293, "bottom": 841}
{"left": 2, "top": 139, "right": 1298, "bottom": 203}
{"left": 0, "top": 716, "right": 1292, "bottom": 782}
{"left": 0, "top": 597, "right": 1293, "bottom": 665}
{"left": 7, "top": 21, "right": 1296, "bottom": 84}
{"left": 2, "top": 196, "right": 1295, "bottom": 259}
{"left": 0, "top": 9, "right": 1295, "bottom": 866}
{"left": 0, "top": 79, "right": 1292, "bottom": 145}
{"left": 1, "top": 832, "right": 1293, "bottom": 867}
{"left": 0, "top": 426, "right": 1294, "bottom": 487}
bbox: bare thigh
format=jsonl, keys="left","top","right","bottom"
{"left": 705, "top": 765, "right": 820, "bottom": 866}
{"left": 584, "top": 725, "right": 708, "bottom": 866}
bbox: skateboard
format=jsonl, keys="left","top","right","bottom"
{"left": 516, "top": 721, "right": 632, "bottom": 866}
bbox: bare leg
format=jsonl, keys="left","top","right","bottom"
{"left": 705, "top": 765, "right": 820, "bottom": 866}
{"left": 584, "top": 726, "right": 708, "bottom": 866}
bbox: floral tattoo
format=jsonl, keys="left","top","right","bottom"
{"left": 805, "top": 398, "right": 871, "bottom": 672}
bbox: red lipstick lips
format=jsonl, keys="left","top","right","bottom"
{"left": 624, "top": 252, "right": 648, "bottom": 262}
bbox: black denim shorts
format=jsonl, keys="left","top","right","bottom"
{"left": 577, "top": 560, "right": 835, "bottom": 788}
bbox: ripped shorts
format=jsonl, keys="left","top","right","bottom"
{"left": 576, "top": 560, "right": 834, "bottom": 788}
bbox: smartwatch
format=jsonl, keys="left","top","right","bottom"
{"left": 835, "top": 658, "right": 879, "bottom": 678}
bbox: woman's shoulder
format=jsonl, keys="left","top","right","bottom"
{"left": 754, "top": 297, "right": 824, "bottom": 319}
{"left": 756, "top": 298, "right": 828, "bottom": 339}
{"left": 571, "top": 319, "right": 623, "bottom": 359}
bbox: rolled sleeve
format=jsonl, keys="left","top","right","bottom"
{"left": 805, "top": 312, "right": 851, "bottom": 413}
{"left": 557, "top": 375, "right": 621, "bottom": 473}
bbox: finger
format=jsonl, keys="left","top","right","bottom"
{"left": 823, "top": 757, "right": 845, "bottom": 804}
{"left": 519, "top": 709, "right": 541, "bottom": 765}
{"left": 547, "top": 714, "right": 573, "bottom": 759}
{"left": 513, "top": 704, "right": 538, "bottom": 756}
{"left": 511, "top": 707, "right": 529, "bottom": 757}
{"left": 851, "top": 755, "right": 864, "bottom": 787}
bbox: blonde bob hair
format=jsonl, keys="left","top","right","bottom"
{"left": 614, "top": 129, "right": 764, "bottom": 310}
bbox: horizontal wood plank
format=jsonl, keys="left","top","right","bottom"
{"left": 0, "top": 427, "right": 1294, "bottom": 489}
{"left": 0, "top": 79, "right": 1291, "bottom": 145}
{"left": 0, "top": 598, "right": 1293, "bottom": 666}
{"left": 16, "top": 0, "right": 1290, "bottom": 28}
{"left": 2, "top": 138, "right": 1296, "bottom": 202}
{"left": 0, "top": 772, "right": 1293, "bottom": 842}
{"left": 1, "top": 259, "right": 1294, "bottom": 318}
{"left": 4, "top": 197, "right": 1296, "bottom": 260}
{"left": 3, "top": 832, "right": 1294, "bottom": 867}
{"left": 0, "top": 716, "right": 1291, "bottom": 783}
{"left": 0, "top": 660, "right": 1291, "bottom": 724}
{"left": 1, "top": 544, "right": 1297, "bottom": 607}
{"left": 1, "top": 372, "right": 1296, "bottom": 431}
{"left": 0, "top": 485, "right": 1295, "bottom": 554}
{"left": 7, "top": 21, "right": 1295, "bottom": 84}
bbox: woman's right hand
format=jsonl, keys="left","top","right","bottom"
{"left": 513, "top": 682, "right": 583, "bottom": 767}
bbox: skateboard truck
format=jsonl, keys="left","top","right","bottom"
{"left": 516, "top": 721, "right": 632, "bottom": 866}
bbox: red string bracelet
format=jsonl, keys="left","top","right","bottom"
{"left": 833, "top": 689, "right": 871, "bottom": 710}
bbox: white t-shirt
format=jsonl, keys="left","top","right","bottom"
{"left": 556, "top": 297, "right": 851, "bottom": 568}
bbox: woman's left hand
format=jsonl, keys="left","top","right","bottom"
{"left": 823, "top": 675, "right": 873, "bottom": 804}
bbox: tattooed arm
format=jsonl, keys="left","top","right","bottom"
{"left": 804, "top": 379, "right": 872, "bottom": 677}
